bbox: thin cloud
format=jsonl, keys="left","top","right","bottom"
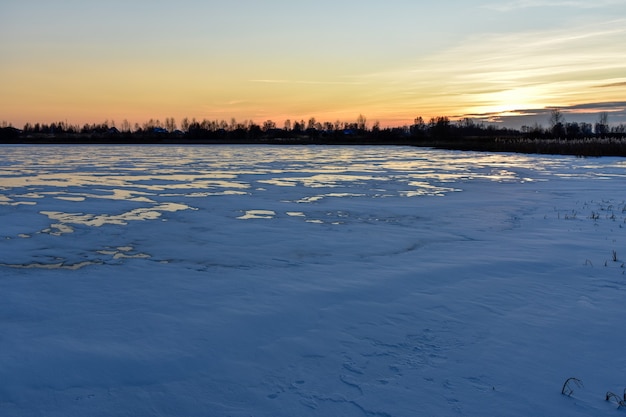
{"left": 483, "top": 0, "right": 623, "bottom": 12}
{"left": 249, "top": 79, "right": 363, "bottom": 86}
{"left": 596, "top": 81, "right": 626, "bottom": 88}
{"left": 464, "top": 101, "right": 626, "bottom": 127}
{"left": 561, "top": 101, "right": 626, "bottom": 112}
{"left": 474, "top": 101, "right": 626, "bottom": 115}
{"left": 465, "top": 108, "right": 541, "bottom": 118}
{"left": 357, "top": 17, "right": 626, "bottom": 121}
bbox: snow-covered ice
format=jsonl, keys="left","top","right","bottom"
{"left": 1, "top": 145, "right": 625, "bottom": 416}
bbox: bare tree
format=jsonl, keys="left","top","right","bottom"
{"left": 549, "top": 108, "right": 565, "bottom": 137}
{"left": 121, "top": 119, "right": 131, "bottom": 133}
{"left": 549, "top": 108, "right": 565, "bottom": 127}
{"left": 356, "top": 114, "right": 367, "bottom": 131}
{"left": 262, "top": 120, "right": 276, "bottom": 131}
{"left": 165, "top": 117, "right": 177, "bottom": 132}
{"left": 599, "top": 111, "right": 609, "bottom": 126}
{"left": 180, "top": 117, "right": 190, "bottom": 132}
{"left": 596, "top": 112, "right": 609, "bottom": 136}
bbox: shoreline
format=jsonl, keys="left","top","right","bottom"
{"left": 2, "top": 134, "right": 626, "bottom": 157}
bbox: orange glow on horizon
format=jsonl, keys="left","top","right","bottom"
{"left": 1, "top": 5, "right": 625, "bottom": 130}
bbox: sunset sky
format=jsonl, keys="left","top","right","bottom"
{"left": 2, "top": 0, "right": 626, "bottom": 129}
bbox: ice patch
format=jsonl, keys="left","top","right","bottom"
{"left": 0, "top": 194, "right": 37, "bottom": 206}
{"left": 97, "top": 246, "right": 151, "bottom": 260}
{"left": 40, "top": 202, "right": 192, "bottom": 231}
{"left": 54, "top": 196, "right": 86, "bottom": 202}
{"left": 295, "top": 193, "right": 364, "bottom": 203}
{"left": 237, "top": 210, "right": 276, "bottom": 220}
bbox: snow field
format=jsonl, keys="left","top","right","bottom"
{"left": 1, "top": 145, "right": 625, "bottom": 416}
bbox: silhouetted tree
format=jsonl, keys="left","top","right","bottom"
{"left": 549, "top": 109, "right": 565, "bottom": 137}
{"left": 165, "top": 117, "right": 177, "bottom": 132}
{"left": 595, "top": 112, "right": 609, "bottom": 136}
{"left": 356, "top": 114, "right": 367, "bottom": 131}
{"left": 565, "top": 122, "right": 581, "bottom": 138}
{"left": 410, "top": 116, "right": 427, "bottom": 139}
{"left": 121, "top": 119, "right": 131, "bottom": 133}
{"left": 180, "top": 117, "right": 190, "bottom": 132}
{"left": 262, "top": 120, "right": 276, "bottom": 131}
{"left": 549, "top": 108, "right": 564, "bottom": 126}
{"left": 580, "top": 122, "right": 593, "bottom": 137}
{"left": 248, "top": 122, "right": 262, "bottom": 139}
{"left": 429, "top": 116, "right": 451, "bottom": 139}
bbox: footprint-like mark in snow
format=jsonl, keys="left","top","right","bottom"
{"left": 339, "top": 374, "right": 364, "bottom": 395}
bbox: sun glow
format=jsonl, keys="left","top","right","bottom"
{"left": 468, "top": 87, "right": 548, "bottom": 115}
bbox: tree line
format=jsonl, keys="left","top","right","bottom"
{"left": 520, "top": 110, "right": 624, "bottom": 139}
{"left": 0, "top": 115, "right": 518, "bottom": 143}
{"left": 1, "top": 111, "right": 626, "bottom": 156}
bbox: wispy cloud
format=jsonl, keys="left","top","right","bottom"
{"left": 249, "top": 79, "right": 362, "bottom": 86}
{"left": 483, "top": 0, "right": 623, "bottom": 12}
{"left": 357, "top": 18, "right": 626, "bottom": 119}
{"left": 564, "top": 101, "right": 626, "bottom": 111}
{"left": 464, "top": 101, "right": 626, "bottom": 127}
{"left": 596, "top": 81, "right": 626, "bottom": 88}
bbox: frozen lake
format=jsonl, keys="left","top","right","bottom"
{"left": 1, "top": 145, "right": 626, "bottom": 416}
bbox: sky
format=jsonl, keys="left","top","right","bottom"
{"left": 1, "top": 0, "right": 626, "bottom": 129}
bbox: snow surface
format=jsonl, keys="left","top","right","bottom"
{"left": 1, "top": 145, "right": 626, "bottom": 416}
